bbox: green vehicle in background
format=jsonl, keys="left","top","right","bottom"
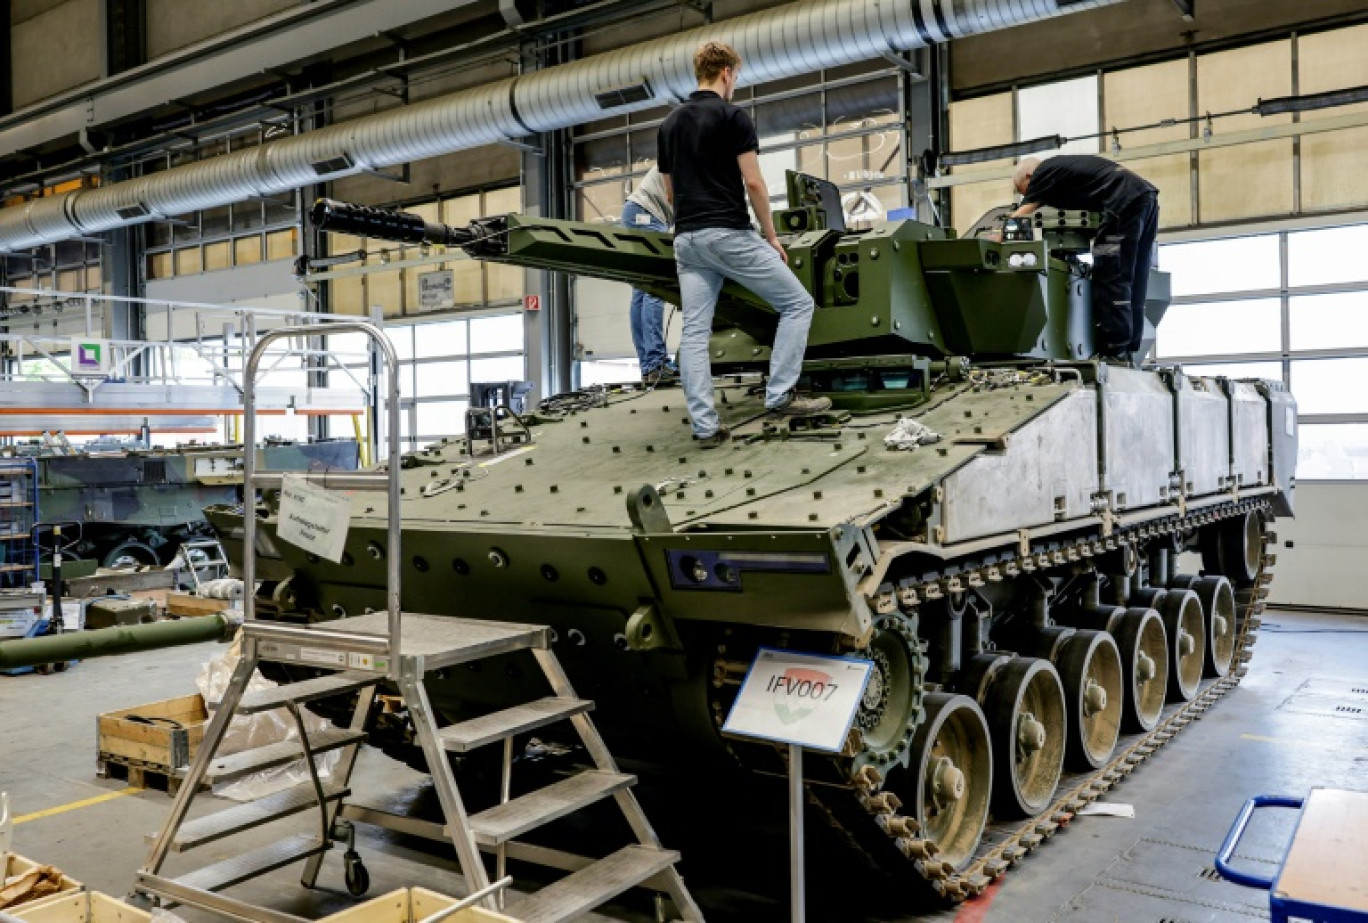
{"left": 14, "top": 438, "right": 358, "bottom": 568}
{"left": 206, "top": 175, "right": 1296, "bottom": 902}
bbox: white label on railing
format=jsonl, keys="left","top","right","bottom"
{"left": 722, "top": 648, "right": 873, "bottom": 753}
{"left": 300, "top": 648, "right": 347, "bottom": 667}
{"left": 277, "top": 473, "right": 352, "bottom": 563}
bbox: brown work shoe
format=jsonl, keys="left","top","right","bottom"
{"left": 696, "top": 427, "right": 730, "bottom": 449}
{"left": 768, "top": 393, "right": 832, "bottom": 417}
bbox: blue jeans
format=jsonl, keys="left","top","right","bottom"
{"left": 621, "top": 201, "right": 671, "bottom": 374}
{"left": 674, "top": 227, "right": 816, "bottom": 437}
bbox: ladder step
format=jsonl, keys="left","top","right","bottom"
{"left": 150, "top": 782, "right": 349, "bottom": 852}
{"left": 234, "top": 671, "right": 379, "bottom": 715}
{"left": 190, "top": 728, "right": 365, "bottom": 785}
{"left": 508, "top": 845, "right": 679, "bottom": 923}
{"left": 470, "top": 771, "right": 635, "bottom": 846}
{"left": 439, "top": 697, "right": 594, "bottom": 753}
{"left": 173, "top": 834, "right": 329, "bottom": 892}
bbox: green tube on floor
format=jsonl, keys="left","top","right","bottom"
{"left": 0, "top": 613, "right": 241, "bottom": 671}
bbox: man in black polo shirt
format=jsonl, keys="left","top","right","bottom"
{"left": 1008, "top": 155, "right": 1160, "bottom": 363}
{"left": 657, "top": 41, "right": 829, "bottom": 449}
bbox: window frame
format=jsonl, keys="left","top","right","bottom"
{"left": 1156, "top": 224, "right": 1368, "bottom": 482}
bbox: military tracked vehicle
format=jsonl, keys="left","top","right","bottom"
{"left": 206, "top": 175, "right": 1296, "bottom": 902}
{"left": 15, "top": 438, "right": 358, "bottom": 568}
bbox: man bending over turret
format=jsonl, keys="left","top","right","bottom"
{"left": 1009, "top": 155, "right": 1160, "bottom": 364}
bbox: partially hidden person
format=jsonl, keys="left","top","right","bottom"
{"left": 621, "top": 165, "right": 678, "bottom": 386}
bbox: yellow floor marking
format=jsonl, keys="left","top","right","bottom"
{"left": 13, "top": 787, "right": 139, "bottom": 825}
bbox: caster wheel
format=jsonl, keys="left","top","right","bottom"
{"left": 123, "top": 891, "right": 155, "bottom": 911}
{"left": 344, "top": 851, "right": 370, "bottom": 897}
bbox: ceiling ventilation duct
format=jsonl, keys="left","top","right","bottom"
{"left": 0, "top": 0, "right": 1123, "bottom": 252}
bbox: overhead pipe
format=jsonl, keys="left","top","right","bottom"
{"left": 0, "top": 0, "right": 1122, "bottom": 252}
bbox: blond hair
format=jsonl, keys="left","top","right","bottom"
{"left": 694, "top": 41, "right": 741, "bottom": 83}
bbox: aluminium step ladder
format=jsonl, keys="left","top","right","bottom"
{"left": 136, "top": 322, "right": 701, "bottom": 923}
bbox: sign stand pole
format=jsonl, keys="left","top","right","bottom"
{"left": 721, "top": 647, "right": 873, "bottom": 923}
{"left": 789, "top": 742, "right": 805, "bottom": 923}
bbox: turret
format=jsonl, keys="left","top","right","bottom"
{"left": 310, "top": 172, "right": 1169, "bottom": 368}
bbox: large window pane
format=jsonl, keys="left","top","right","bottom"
{"left": 1160, "top": 236, "right": 1280, "bottom": 296}
{"left": 325, "top": 331, "right": 371, "bottom": 368}
{"left": 416, "top": 400, "right": 469, "bottom": 438}
{"left": 756, "top": 92, "right": 822, "bottom": 140}
{"left": 469, "top": 314, "right": 523, "bottom": 354}
{"left": 1157, "top": 298, "right": 1280, "bottom": 357}
{"left": 577, "top": 181, "right": 625, "bottom": 224}
{"left": 1290, "top": 292, "right": 1368, "bottom": 351}
{"left": 414, "top": 319, "right": 468, "bottom": 358}
{"left": 1290, "top": 358, "right": 1368, "bottom": 414}
{"left": 415, "top": 360, "right": 469, "bottom": 397}
{"left": 1288, "top": 225, "right": 1368, "bottom": 288}
{"left": 826, "top": 77, "right": 899, "bottom": 129}
{"left": 1017, "top": 75, "right": 1100, "bottom": 156}
{"left": 579, "top": 358, "right": 640, "bottom": 386}
{"left": 758, "top": 148, "right": 797, "bottom": 203}
{"left": 386, "top": 327, "right": 415, "bottom": 361}
{"left": 1297, "top": 423, "right": 1368, "bottom": 480}
{"left": 470, "top": 356, "right": 525, "bottom": 383}
{"left": 1179, "top": 361, "right": 1283, "bottom": 382}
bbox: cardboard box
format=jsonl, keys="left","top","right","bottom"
{"left": 0, "top": 853, "right": 83, "bottom": 910}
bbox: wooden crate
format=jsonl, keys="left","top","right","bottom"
{"left": 96, "top": 693, "right": 208, "bottom": 794}
{"left": 1, "top": 853, "right": 83, "bottom": 910}
{"left": 164, "top": 594, "right": 230, "bottom": 618}
{"left": 318, "top": 887, "right": 519, "bottom": 923}
{"left": 10, "top": 892, "right": 149, "bottom": 923}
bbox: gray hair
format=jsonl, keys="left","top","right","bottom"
{"left": 1013, "top": 157, "right": 1041, "bottom": 192}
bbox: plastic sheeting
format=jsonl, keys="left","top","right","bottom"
{"left": 196, "top": 634, "right": 340, "bottom": 802}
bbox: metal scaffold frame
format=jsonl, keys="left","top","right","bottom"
{"left": 0, "top": 286, "right": 372, "bottom": 436}
{"left": 135, "top": 321, "right": 702, "bottom": 923}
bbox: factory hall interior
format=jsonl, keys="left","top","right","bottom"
{"left": 2, "top": 0, "right": 1368, "bottom": 921}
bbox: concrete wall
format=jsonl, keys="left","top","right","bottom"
{"left": 1267, "top": 482, "right": 1368, "bottom": 612}
{"left": 145, "top": 0, "right": 303, "bottom": 59}
{"left": 951, "top": 0, "right": 1368, "bottom": 93}
{"left": 10, "top": 0, "right": 101, "bottom": 108}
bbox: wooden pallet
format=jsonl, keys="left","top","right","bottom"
{"left": 96, "top": 752, "right": 207, "bottom": 797}
{"left": 96, "top": 693, "right": 208, "bottom": 796}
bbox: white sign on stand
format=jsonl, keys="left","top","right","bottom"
{"left": 276, "top": 474, "right": 352, "bottom": 563}
{"left": 723, "top": 648, "right": 873, "bottom": 922}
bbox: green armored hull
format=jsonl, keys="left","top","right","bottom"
{"left": 210, "top": 185, "right": 1296, "bottom": 901}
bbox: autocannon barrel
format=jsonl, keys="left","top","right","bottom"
{"left": 0, "top": 612, "right": 242, "bottom": 671}
{"left": 311, "top": 198, "right": 483, "bottom": 248}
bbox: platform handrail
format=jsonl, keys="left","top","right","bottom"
{"left": 1214, "top": 793, "right": 1304, "bottom": 890}
{"left": 251, "top": 471, "right": 391, "bottom": 492}
{"left": 242, "top": 320, "right": 402, "bottom": 678}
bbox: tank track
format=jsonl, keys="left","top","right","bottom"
{"left": 759, "top": 496, "right": 1274, "bottom": 904}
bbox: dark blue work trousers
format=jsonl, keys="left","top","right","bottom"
{"left": 1092, "top": 192, "right": 1160, "bottom": 354}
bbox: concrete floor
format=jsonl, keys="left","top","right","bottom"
{"left": 1, "top": 607, "right": 1365, "bottom": 923}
